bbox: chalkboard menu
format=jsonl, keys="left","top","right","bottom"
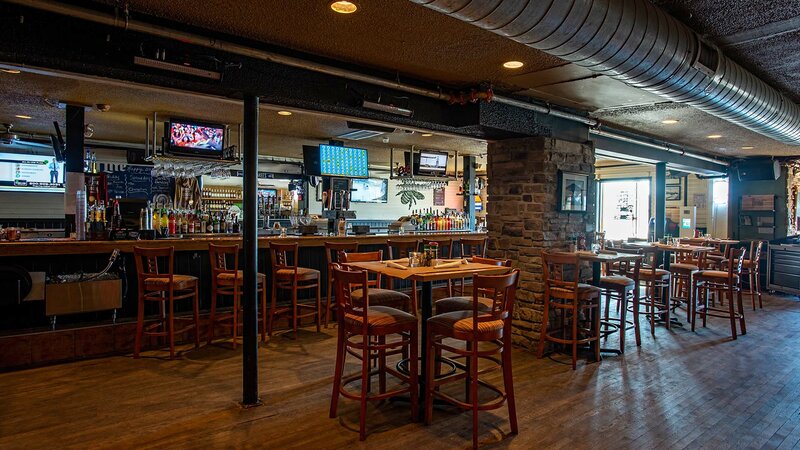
{"left": 107, "top": 165, "right": 174, "bottom": 202}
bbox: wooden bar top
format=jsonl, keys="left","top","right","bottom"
{"left": 0, "top": 231, "right": 487, "bottom": 256}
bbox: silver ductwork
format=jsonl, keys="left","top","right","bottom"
{"left": 411, "top": 0, "right": 800, "bottom": 145}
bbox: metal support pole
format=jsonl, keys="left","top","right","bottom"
{"left": 242, "top": 93, "right": 261, "bottom": 407}
{"left": 463, "top": 155, "right": 476, "bottom": 231}
{"left": 655, "top": 162, "right": 667, "bottom": 242}
{"left": 64, "top": 105, "right": 84, "bottom": 234}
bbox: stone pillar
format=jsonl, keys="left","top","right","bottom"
{"left": 486, "top": 136, "right": 596, "bottom": 350}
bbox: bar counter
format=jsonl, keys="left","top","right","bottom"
{"left": 0, "top": 231, "right": 487, "bottom": 256}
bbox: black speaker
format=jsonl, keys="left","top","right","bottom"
{"left": 738, "top": 159, "right": 780, "bottom": 181}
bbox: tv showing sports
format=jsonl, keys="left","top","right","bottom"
{"left": 165, "top": 119, "right": 225, "bottom": 157}
{"left": 415, "top": 150, "right": 448, "bottom": 176}
{"left": 0, "top": 152, "right": 65, "bottom": 193}
{"left": 351, "top": 178, "right": 388, "bottom": 203}
{"left": 303, "top": 144, "right": 369, "bottom": 178}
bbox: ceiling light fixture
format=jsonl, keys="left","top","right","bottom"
{"left": 1, "top": 69, "right": 21, "bottom": 74}
{"left": 661, "top": 119, "right": 679, "bottom": 124}
{"left": 421, "top": 133, "right": 433, "bottom": 137}
{"left": 502, "top": 61, "right": 524, "bottom": 69}
{"left": 277, "top": 111, "right": 292, "bottom": 116}
{"left": 741, "top": 146, "right": 754, "bottom": 149}
{"left": 14, "top": 115, "right": 32, "bottom": 119}
{"left": 330, "top": 1, "right": 357, "bottom": 14}
{"left": 707, "top": 134, "right": 722, "bottom": 139}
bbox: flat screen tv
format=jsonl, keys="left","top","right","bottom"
{"left": 165, "top": 118, "right": 225, "bottom": 158}
{"left": 0, "top": 152, "right": 65, "bottom": 193}
{"left": 409, "top": 150, "right": 448, "bottom": 176}
{"left": 304, "top": 144, "right": 368, "bottom": 178}
{"left": 351, "top": 178, "right": 388, "bottom": 203}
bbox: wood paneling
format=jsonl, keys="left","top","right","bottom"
{"left": 1, "top": 293, "right": 798, "bottom": 448}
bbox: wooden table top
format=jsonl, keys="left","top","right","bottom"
{"left": 622, "top": 242, "right": 715, "bottom": 252}
{"left": 345, "top": 259, "right": 510, "bottom": 282}
{"left": 682, "top": 238, "right": 740, "bottom": 245}
{"left": 571, "top": 251, "right": 643, "bottom": 262}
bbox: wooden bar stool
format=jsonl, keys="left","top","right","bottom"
{"left": 599, "top": 252, "right": 642, "bottom": 353}
{"left": 434, "top": 256, "right": 512, "bottom": 315}
{"left": 729, "top": 240, "right": 764, "bottom": 310}
{"left": 329, "top": 265, "right": 419, "bottom": 441}
{"left": 324, "top": 241, "right": 359, "bottom": 327}
{"left": 386, "top": 239, "right": 420, "bottom": 308}
{"left": 268, "top": 242, "right": 322, "bottom": 337}
{"left": 669, "top": 248, "right": 706, "bottom": 322}
{"left": 454, "top": 237, "right": 487, "bottom": 295}
{"left": 632, "top": 247, "right": 672, "bottom": 335}
{"left": 692, "top": 246, "right": 747, "bottom": 339}
{"left": 340, "top": 250, "right": 414, "bottom": 312}
{"left": 207, "top": 243, "right": 268, "bottom": 348}
{"left": 425, "top": 269, "right": 520, "bottom": 448}
{"left": 133, "top": 246, "right": 200, "bottom": 359}
{"left": 538, "top": 252, "right": 601, "bottom": 370}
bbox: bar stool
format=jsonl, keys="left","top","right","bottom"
{"left": 538, "top": 252, "right": 601, "bottom": 370}
{"left": 207, "top": 243, "right": 268, "bottom": 347}
{"left": 329, "top": 265, "right": 419, "bottom": 441}
{"left": 599, "top": 252, "right": 642, "bottom": 353}
{"left": 386, "top": 239, "right": 420, "bottom": 307}
{"left": 434, "top": 256, "right": 512, "bottom": 315}
{"left": 692, "top": 246, "right": 747, "bottom": 339}
{"left": 133, "top": 246, "right": 200, "bottom": 359}
{"left": 340, "top": 250, "right": 414, "bottom": 313}
{"left": 324, "top": 241, "right": 359, "bottom": 327}
{"left": 669, "top": 248, "right": 706, "bottom": 322}
{"left": 268, "top": 242, "right": 322, "bottom": 337}
{"left": 424, "top": 269, "right": 520, "bottom": 448}
{"left": 454, "top": 237, "right": 487, "bottom": 296}
{"left": 632, "top": 247, "right": 672, "bottom": 335}
{"left": 730, "top": 240, "right": 764, "bottom": 310}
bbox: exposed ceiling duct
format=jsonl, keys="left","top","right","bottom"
{"left": 410, "top": 0, "right": 800, "bottom": 146}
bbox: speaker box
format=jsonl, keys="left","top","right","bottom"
{"left": 738, "top": 160, "right": 780, "bottom": 181}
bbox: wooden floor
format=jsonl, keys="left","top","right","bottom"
{"left": 2, "top": 292, "right": 800, "bottom": 449}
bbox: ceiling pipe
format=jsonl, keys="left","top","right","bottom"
{"left": 411, "top": 0, "right": 800, "bottom": 147}
{"left": 6, "top": 0, "right": 726, "bottom": 166}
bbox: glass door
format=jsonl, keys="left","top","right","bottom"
{"left": 599, "top": 179, "right": 651, "bottom": 240}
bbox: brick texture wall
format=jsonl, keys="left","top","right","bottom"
{"left": 486, "top": 136, "right": 596, "bottom": 350}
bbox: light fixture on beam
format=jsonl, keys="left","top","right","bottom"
{"left": 361, "top": 100, "right": 413, "bottom": 117}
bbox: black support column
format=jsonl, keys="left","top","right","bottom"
{"left": 64, "top": 105, "right": 84, "bottom": 234}
{"left": 241, "top": 94, "right": 261, "bottom": 407}
{"left": 655, "top": 162, "right": 667, "bottom": 241}
{"left": 463, "top": 155, "right": 476, "bottom": 231}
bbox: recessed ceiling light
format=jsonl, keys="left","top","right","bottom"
{"left": 661, "top": 119, "right": 679, "bottom": 124}
{"left": 421, "top": 133, "right": 433, "bottom": 137}
{"left": 277, "top": 111, "right": 292, "bottom": 116}
{"left": 330, "top": 1, "right": 357, "bottom": 13}
{"left": 1, "top": 69, "right": 21, "bottom": 74}
{"left": 741, "top": 146, "right": 754, "bottom": 150}
{"left": 502, "top": 61, "right": 524, "bottom": 69}
{"left": 707, "top": 134, "right": 722, "bottom": 139}
{"left": 14, "top": 115, "right": 32, "bottom": 119}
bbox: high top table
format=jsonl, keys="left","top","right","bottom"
{"left": 344, "top": 258, "right": 510, "bottom": 407}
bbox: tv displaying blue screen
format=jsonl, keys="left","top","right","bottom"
{"left": 319, "top": 144, "right": 368, "bottom": 178}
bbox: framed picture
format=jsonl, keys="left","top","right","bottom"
{"left": 557, "top": 171, "right": 589, "bottom": 212}
{"left": 666, "top": 184, "right": 682, "bottom": 201}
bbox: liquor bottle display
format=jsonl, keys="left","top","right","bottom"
{"left": 409, "top": 208, "right": 470, "bottom": 231}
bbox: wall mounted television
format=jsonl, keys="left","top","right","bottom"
{"left": 0, "top": 152, "right": 65, "bottom": 193}
{"left": 164, "top": 118, "right": 226, "bottom": 158}
{"left": 405, "top": 150, "right": 449, "bottom": 177}
{"left": 351, "top": 178, "right": 388, "bottom": 203}
{"left": 303, "top": 144, "right": 369, "bottom": 178}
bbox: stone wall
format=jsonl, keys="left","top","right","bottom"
{"left": 486, "top": 136, "right": 596, "bottom": 350}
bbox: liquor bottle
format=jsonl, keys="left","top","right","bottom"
{"left": 152, "top": 207, "right": 160, "bottom": 231}
{"left": 160, "top": 207, "right": 169, "bottom": 236}
{"left": 168, "top": 209, "right": 176, "bottom": 235}
{"left": 188, "top": 211, "right": 195, "bottom": 234}
{"left": 181, "top": 211, "right": 189, "bottom": 234}
{"left": 220, "top": 213, "right": 227, "bottom": 233}
{"left": 213, "top": 213, "right": 220, "bottom": 233}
